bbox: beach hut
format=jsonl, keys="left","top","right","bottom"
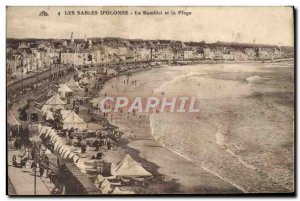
{"left": 111, "top": 154, "right": 152, "bottom": 178}
{"left": 62, "top": 111, "right": 87, "bottom": 130}
{"left": 44, "top": 94, "right": 66, "bottom": 110}
{"left": 111, "top": 187, "right": 135, "bottom": 195}
{"left": 58, "top": 84, "right": 73, "bottom": 98}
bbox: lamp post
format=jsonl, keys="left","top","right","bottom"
{"left": 29, "top": 135, "right": 42, "bottom": 195}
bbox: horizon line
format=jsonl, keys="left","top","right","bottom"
{"left": 6, "top": 37, "right": 293, "bottom": 48}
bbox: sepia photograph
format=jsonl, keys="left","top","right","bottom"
{"left": 6, "top": 6, "right": 295, "bottom": 195}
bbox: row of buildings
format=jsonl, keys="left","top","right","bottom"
{"left": 7, "top": 42, "right": 60, "bottom": 76}
{"left": 7, "top": 32, "right": 287, "bottom": 77}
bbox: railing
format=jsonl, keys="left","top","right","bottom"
{"left": 10, "top": 71, "right": 76, "bottom": 103}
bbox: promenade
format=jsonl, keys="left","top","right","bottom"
{"left": 8, "top": 149, "right": 55, "bottom": 195}
{"left": 8, "top": 65, "right": 70, "bottom": 91}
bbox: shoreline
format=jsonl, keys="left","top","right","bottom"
{"left": 170, "top": 58, "right": 294, "bottom": 66}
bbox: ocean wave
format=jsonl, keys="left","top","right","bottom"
{"left": 216, "top": 132, "right": 258, "bottom": 170}
{"left": 149, "top": 114, "right": 247, "bottom": 192}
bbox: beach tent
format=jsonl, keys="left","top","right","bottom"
{"left": 58, "top": 84, "right": 73, "bottom": 93}
{"left": 52, "top": 135, "right": 60, "bottom": 142}
{"left": 41, "top": 105, "right": 51, "bottom": 115}
{"left": 57, "top": 144, "right": 64, "bottom": 153}
{"left": 50, "top": 132, "right": 58, "bottom": 142}
{"left": 59, "top": 145, "right": 68, "bottom": 154}
{"left": 73, "top": 155, "right": 80, "bottom": 163}
{"left": 76, "top": 159, "right": 85, "bottom": 172}
{"left": 54, "top": 141, "right": 63, "bottom": 151}
{"left": 38, "top": 123, "right": 43, "bottom": 133}
{"left": 62, "top": 111, "right": 87, "bottom": 130}
{"left": 106, "top": 68, "right": 117, "bottom": 76}
{"left": 111, "top": 154, "right": 152, "bottom": 177}
{"left": 111, "top": 187, "right": 135, "bottom": 195}
{"left": 62, "top": 149, "right": 71, "bottom": 159}
{"left": 44, "top": 128, "right": 53, "bottom": 138}
{"left": 61, "top": 110, "right": 72, "bottom": 119}
{"left": 66, "top": 77, "right": 83, "bottom": 89}
{"left": 45, "top": 110, "right": 54, "bottom": 121}
{"left": 68, "top": 152, "right": 76, "bottom": 160}
{"left": 58, "top": 84, "right": 73, "bottom": 98}
{"left": 94, "top": 174, "right": 105, "bottom": 188}
{"left": 44, "top": 149, "right": 52, "bottom": 155}
{"left": 46, "top": 94, "right": 66, "bottom": 105}
{"left": 56, "top": 144, "right": 63, "bottom": 152}
{"left": 100, "top": 178, "right": 112, "bottom": 194}
{"left": 45, "top": 94, "right": 66, "bottom": 110}
{"left": 77, "top": 72, "right": 85, "bottom": 78}
{"left": 39, "top": 126, "right": 51, "bottom": 136}
{"left": 66, "top": 77, "right": 84, "bottom": 96}
{"left": 79, "top": 77, "right": 90, "bottom": 85}
{"left": 66, "top": 77, "right": 79, "bottom": 88}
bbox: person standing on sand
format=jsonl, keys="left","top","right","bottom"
{"left": 129, "top": 132, "right": 134, "bottom": 143}
{"left": 107, "top": 139, "right": 111, "bottom": 150}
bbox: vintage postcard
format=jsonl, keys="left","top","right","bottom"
{"left": 6, "top": 6, "right": 294, "bottom": 195}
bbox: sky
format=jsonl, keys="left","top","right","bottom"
{"left": 6, "top": 6, "right": 294, "bottom": 46}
